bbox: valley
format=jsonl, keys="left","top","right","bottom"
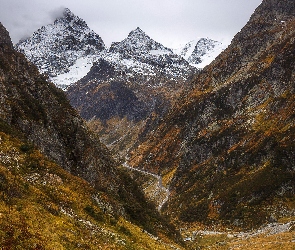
{"left": 1, "top": 0, "right": 295, "bottom": 248}
{"left": 122, "top": 162, "right": 170, "bottom": 211}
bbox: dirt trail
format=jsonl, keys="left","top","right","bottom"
{"left": 122, "top": 162, "right": 170, "bottom": 211}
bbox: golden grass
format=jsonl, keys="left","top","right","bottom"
{"left": 0, "top": 130, "right": 182, "bottom": 249}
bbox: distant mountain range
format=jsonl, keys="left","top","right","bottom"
{"left": 15, "top": 8, "right": 227, "bottom": 159}
{"left": 16, "top": 8, "right": 225, "bottom": 89}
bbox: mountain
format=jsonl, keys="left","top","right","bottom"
{"left": 129, "top": 0, "right": 295, "bottom": 236}
{"left": 67, "top": 27, "right": 198, "bottom": 159}
{"left": 16, "top": 11, "right": 201, "bottom": 90}
{"left": 0, "top": 22, "right": 183, "bottom": 248}
{"left": 16, "top": 8, "right": 105, "bottom": 89}
{"left": 105, "top": 27, "right": 196, "bottom": 80}
{"left": 174, "top": 38, "right": 226, "bottom": 68}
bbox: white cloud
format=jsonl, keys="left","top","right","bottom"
{"left": 0, "top": 0, "right": 263, "bottom": 48}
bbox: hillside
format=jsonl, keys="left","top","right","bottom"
{"left": 129, "top": 0, "right": 295, "bottom": 233}
{"left": 0, "top": 22, "right": 183, "bottom": 248}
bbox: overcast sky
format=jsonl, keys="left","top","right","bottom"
{"left": 0, "top": 0, "right": 262, "bottom": 48}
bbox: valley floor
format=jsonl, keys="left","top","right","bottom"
{"left": 182, "top": 220, "right": 295, "bottom": 249}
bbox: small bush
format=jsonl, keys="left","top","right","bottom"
{"left": 84, "top": 205, "right": 104, "bottom": 222}
{"left": 20, "top": 143, "right": 33, "bottom": 153}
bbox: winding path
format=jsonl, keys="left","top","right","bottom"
{"left": 122, "top": 162, "right": 170, "bottom": 211}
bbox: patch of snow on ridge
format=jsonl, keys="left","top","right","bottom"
{"left": 149, "top": 49, "right": 171, "bottom": 56}
{"left": 53, "top": 56, "right": 97, "bottom": 90}
{"left": 195, "top": 41, "right": 226, "bottom": 68}
{"left": 176, "top": 40, "right": 199, "bottom": 61}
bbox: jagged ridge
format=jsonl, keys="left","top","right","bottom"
{"left": 16, "top": 11, "right": 223, "bottom": 89}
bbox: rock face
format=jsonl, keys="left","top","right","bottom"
{"left": 0, "top": 23, "right": 13, "bottom": 48}
{"left": 16, "top": 8, "right": 105, "bottom": 89}
{"left": 69, "top": 60, "right": 148, "bottom": 122}
{"left": 129, "top": 0, "right": 295, "bottom": 229}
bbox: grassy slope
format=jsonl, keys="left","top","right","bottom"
{"left": 0, "top": 22, "right": 184, "bottom": 248}
{"left": 0, "top": 121, "right": 183, "bottom": 249}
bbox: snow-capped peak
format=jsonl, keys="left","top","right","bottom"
{"left": 174, "top": 38, "right": 227, "bottom": 68}
{"left": 16, "top": 8, "right": 105, "bottom": 89}
{"left": 16, "top": 12, "right": 198, "bottom": 90}
{"left": 54, "top": 8, "right": 88, "bottom": 30}
{"left": 109, "top": 27, "right": 172, "bottom": 55}
{"left": 128, "top": 27, "right": 145, "bottom": 37}
{"left": 63, "top": 7, "right": 75, "bottom": 17}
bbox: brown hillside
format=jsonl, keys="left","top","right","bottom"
{"left": 129, "top": 0, "right": 295, "bottom": 229}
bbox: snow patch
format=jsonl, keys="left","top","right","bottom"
{"left": 174, "top": 38, "right": 227, "bottom": 68}
{"left": 150, "top": 49, "right": 171, "bottom": 56}
{"left": 53, "top": 56, "right": 96, "bottom": 90}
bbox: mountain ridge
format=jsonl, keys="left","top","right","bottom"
{"left": 16, "top": 9, "right": 223, "bottom": 90}
{"left": 128, "top": 0, "right": 295, "bottom": 232}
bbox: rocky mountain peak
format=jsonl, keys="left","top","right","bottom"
{"left": 54, "top": 7, "right": 88, "bottom": 29}
{"left": 109, "top": 27, "right": 172, "bottom": 55}
{"left": 63, "top": 7, "right": 75, "bottom": 18}
{"left": 16, "top": 8, "right": 105, "bottom": 89}
{"left": 0, "top": 22, "right": 13, "bottom": 49}
{"left": 128, "top": 27, "right": 145, "bottom": 37}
